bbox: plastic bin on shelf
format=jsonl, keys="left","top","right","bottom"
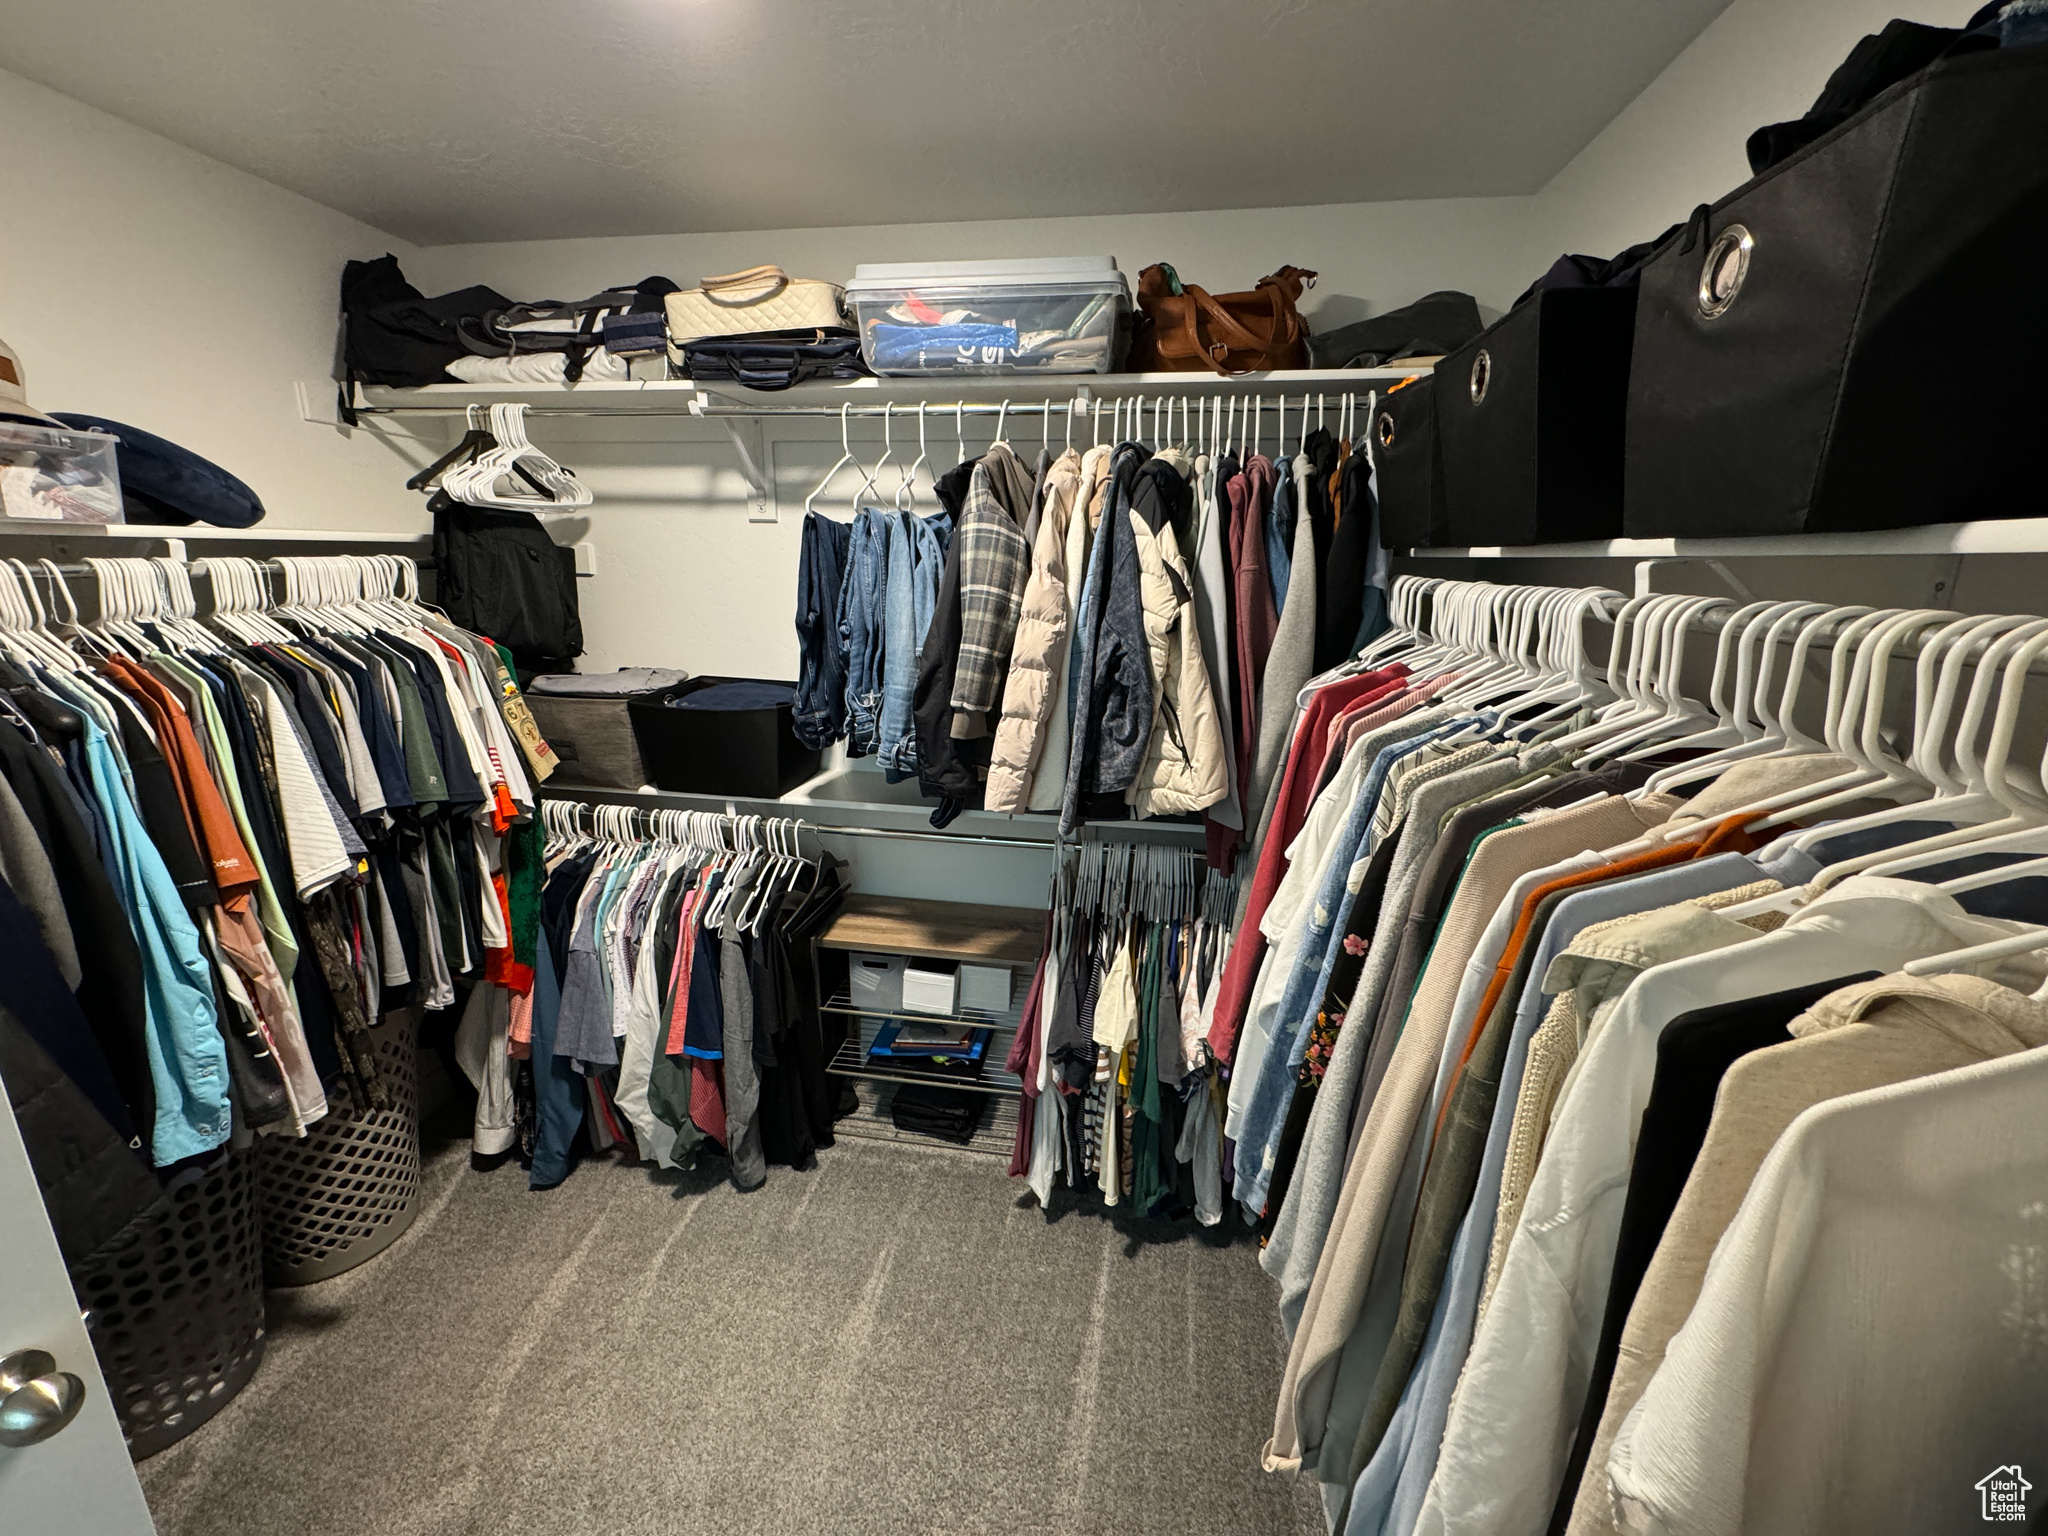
{"left": 256, "top": 1008, "right": 422, "bottom": 1287}
{"left": 844, "top": 257, "right": 1130, "bottom": 376}
{"left": 68, "top": 1149, "right": 265, "bottom": 1459}
{"left": 628, "top": 676, "right": 821, "bottom": 798}
{"left": 0, "top": 419, "right": 123, "bottom": 523}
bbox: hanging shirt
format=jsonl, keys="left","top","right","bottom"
{"left": 78, "top": 717, "right": 229, "bottom": 1164}
{"left": 1414, "top": 876, "right": 2048, "bottom": 1536}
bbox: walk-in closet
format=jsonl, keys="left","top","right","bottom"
{"left": 3, "top": 3, "right": 2045, "bottom": 1533}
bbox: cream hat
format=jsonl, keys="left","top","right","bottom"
{"left": 0, "top": 336, "right": 62, "bottom": 426}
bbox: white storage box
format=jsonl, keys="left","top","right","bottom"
{"left": 0, "top": 420, "right": 123, "bottom": 524}
{"left": 900, "top": 960, "right": 960, "bottom": 1016}
{"left": 845, "top": 257, "right": 1130, "bottom": 376}
{"left": 849, "top": 952, "right": 905, "bottom": 1013}
{"left": 960, "top": 964, "right": 1013, "bottom": 1014}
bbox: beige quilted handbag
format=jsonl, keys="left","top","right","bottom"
{"left": 664, "top": 266, "right": 848, "bottom": 353}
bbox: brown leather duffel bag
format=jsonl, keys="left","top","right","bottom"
{"left": 1129, "top": 263, "right": 1317, "bottom": 373}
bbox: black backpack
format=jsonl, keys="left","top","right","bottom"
{"left": 431, "top": 498, "right": 584, "bottom": 669}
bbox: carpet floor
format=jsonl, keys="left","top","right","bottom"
{"left": 138, "top": 1129, "right": 1324, "bottom": 1536}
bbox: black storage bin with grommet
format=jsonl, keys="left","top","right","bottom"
{"left": 1372, "top": 376, "right": 1452, "bottom": 550}
{"left": 1435, "top": 286, "right": 1637, "bottom": 547}
{"left": 67, "top": 1148, "right": 266, "bottom": 1459}
{"left": 256, "top": 1008, "right": 423, "bottom": 1286}
{"left": 629, "top": 676, "right": 822, "bottom": 798}
{"left": 1624, "top": 42, "right": 2048, "bottom": 537}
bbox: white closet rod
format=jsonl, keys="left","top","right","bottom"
{"left": 545, "top": 792, "right": 1062, "bottom": 851}
{"left": 1426, "top": 582, "right": 2048, "bottom": 677}
{"left": 348, "top": 393, "right": 1340, "bottom": 421}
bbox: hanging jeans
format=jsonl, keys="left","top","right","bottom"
{"left": 839, "top": 511, "right": 890, "bottom": 756}
{"left": 1266, "top": 457, "right": 1295, "bottom": 617}
{"left": 878, "top": 509, "right": 950, "bottom": 783}
{"left": 528, "top": 938, "right": 585, "bottom": 1190}
{"left": 794, "top": 513, "right": 850, "bottom": 749}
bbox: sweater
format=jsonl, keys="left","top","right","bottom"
{"left": 1580, "top": 972, "right": 2048, "bottom": 1536}
{"left": 1608, "top": 1020, "right": 2048, "bottom": 1536}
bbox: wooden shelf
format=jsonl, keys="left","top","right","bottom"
{"left": 815, "top": 894, "right": 1043, "bottom": 965}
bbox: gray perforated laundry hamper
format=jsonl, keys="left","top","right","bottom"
{"left": 257, "top": 1008, "right": 423, "bottom": 1285}
{"left": 68, "top": 1149, "right": 266, "bottom": 1459}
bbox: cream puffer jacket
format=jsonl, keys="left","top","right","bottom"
{"left": 984, "top": 448, "right": 1085, "bottom": 812}
{"left": 1127, "top": 502, "right": 1228, "bottom": 818}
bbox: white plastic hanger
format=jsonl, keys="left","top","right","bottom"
{"left": 1739, "top": 606, "right": 1966, "bottom": 837}
{"left": 898, "top": 403, "right": 928, "bottom": 511}
{"left": 1587, "top": 594, "right": 1734, "bottom": 759}
{"left": 1709, "top": 611, "right": 2042, "bottom": 916}
{"left": 1539, "top": 592, "right": 1688, "bottom": 760}
{"left": 853, "top": 403, "right": 894, "bottom": 512}
{"left": 1801, "top": 618, "right": 2048, "bottom": 889}
{"left": 1641, "top": 602, "right": 1867, "bottom": 791}
{"left": 1651, "top": 606, "right": 1908, "bottom": 839}
{"left": 804, "top": 404, "right": 860, "bottom": 517}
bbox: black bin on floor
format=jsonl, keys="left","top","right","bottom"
{"left": 629, "top": 676, "right": 822, "bottom": 797}
{"left": 1435, "top": 286, "right": 1636, "bottom": 547}
{"left": 1372, "top": 377, "right": 1451, "bottom": 549}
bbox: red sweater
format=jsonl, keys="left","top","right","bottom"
{"left": 1206, "top": 663, "right": 1411, "bottom": 1064}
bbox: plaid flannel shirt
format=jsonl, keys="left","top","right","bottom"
{"left": 949, "top": 460, "right": 1031, "bottom": 733}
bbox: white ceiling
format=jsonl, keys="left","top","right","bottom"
{"left": 0, "top": 0, "right": 1730, "bottom": 246}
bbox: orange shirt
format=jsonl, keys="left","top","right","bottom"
{"left": 1426, "top": 813, "right": 1764, "bottom": 1149}
{"left": 104, "top": 658, "right": 260, "bottom": 909}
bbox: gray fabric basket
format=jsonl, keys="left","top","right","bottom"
{"left": 256, "top": 1009, "right": 422, "bottom": 1286}
{"left": 526, "top": 669, "right": 687, "bottom": 789}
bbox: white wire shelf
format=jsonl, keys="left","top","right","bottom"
{"left": 825, "top": 1038, "right": 1021, "bottom": 1099}
{"left": 1400, "top": 519, "right": 2048, "bottom": 560}
{"left": 820, "top": 991, "right": 1023, "bottom": 1030}
{"left": 831, "top": 1077, "right": 1020, "bottom": 1158}
{"left": 348, "top": 367, "right": 1428, "bottom": 419}
{"left": 0, "top": 522, "right": 431, "bottom": 546}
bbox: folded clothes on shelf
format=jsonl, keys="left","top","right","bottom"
{"left": 890, "top": 1084, "right": 985, "bottom": 1144}
{"left": 870, "top": 1022, "right": 991, "bottom": 1061}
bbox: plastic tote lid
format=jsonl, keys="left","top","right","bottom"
{"left": 846, "top": 256, "right": 1125, "bottom": 293}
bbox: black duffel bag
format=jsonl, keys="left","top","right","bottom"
{"left": 1372, "top": 377, "right": 1451, "bottom": 550}
{"left": 678, "top": 329, "right": 872, "bottom": 391}
{"left": 341, "top": 254, "right": 511, "bottom": 388}
{"left": 1435, "top": 286, "right": 1638, "bottom": 546}
{"left": 1624, "top": 39, "right": 2048, "bottom": 538}
{"left": 1307, "top": 291, "right": 1483, "bottom": 370}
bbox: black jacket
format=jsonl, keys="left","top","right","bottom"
{"left": 1060, "top": 445, "right": 1155, "bottom": 832}
{"left": 1, "top": 1003, "right": 166, "bottom": 1269}
{"left": 0, "top": 718, "right": 155, "bottom": 1139}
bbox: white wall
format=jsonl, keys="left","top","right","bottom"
{"left": 0, "top": 65, "right": 426, "bottom": 534}
{"left": 1521, "top": 0, "right": 1981, "bottom": 264}
{"left": 407, "top": 196, "right": 1536, "bottom": 336}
